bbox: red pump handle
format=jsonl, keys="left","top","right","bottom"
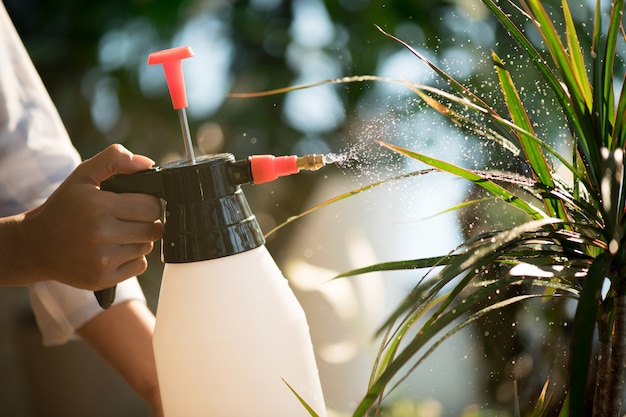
{"left": 148, "top": 46, "right": 195, "bottom": 109}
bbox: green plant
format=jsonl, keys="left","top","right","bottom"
{"left": 247, "top": 0, "right": 624, "bottom": 415}
{"left": 327, "top": 0, "right": 626, "bottom": 415}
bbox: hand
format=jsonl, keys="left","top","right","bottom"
{"left": 13, "top": 144, "right": 163, "bottom": 289}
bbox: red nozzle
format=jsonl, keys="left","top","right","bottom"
{"left": 148, "top": 46, "right": 195, "bottom": 109}
{"left": 249, "top": 155, "right": 299, "bottom": 184}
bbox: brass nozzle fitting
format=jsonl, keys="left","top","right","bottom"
{"left": 296, "top": 154, "right": 325, "bottom": 171}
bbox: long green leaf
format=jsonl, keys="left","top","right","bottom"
{"left": 570, "top": 251, "right": 613, "bottom": 417}
{"left": 282, "top": 379, "right": 321, "bottom": 417}
{"left": 374, "top": 25, "right": 496, "bottom": 114}
{"left": 407, "top": 82, "right": 592, "bottom": 193}
{"left": 562, "top": 0, "right": 593, "bottom": 108}
{"left": 358, "top": 277, "right": 569, "bottom": 415}
{"left": 491, "top": 51, "right": 556, "bottom": 193}
{"left": 524, "top": 0, "right": 591, "bottom": 115}
{"left": 481, "top": 0, "right": 601, "bottom": 194}
{"left": 599, "top": 0, "right": 624, "bottom": 149}
{"left": 591, "top": 0, "right": 605, "bottom": 150}
{"left": 334, "top": 255, "right": 459, "bottom": 279}
{"left": 379, "top": 141, "right": 548, "bottom": 219}
{"left": 379, "top": 219, "right": 560, "bottom": 335}
{"left": 613, "top": 73, "right": 626, "bottom": 148}
{"left": 530, "top": 380, "right": 551, "bottom": 417}
{"left": 264, "top": 167, "right": 436, "bottom": 238}
{"left": 385, "top": 294, "right": 556, "bottom": 409}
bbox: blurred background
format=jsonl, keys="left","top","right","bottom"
{"left": 0, "top": 0, "right": 599, "bottom": 416}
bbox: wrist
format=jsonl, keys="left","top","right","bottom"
{"left": 0, "top": 212, "right": 38, "bottom": 286}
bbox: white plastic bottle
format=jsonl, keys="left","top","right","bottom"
{"left": 97, "top": 153, "right": 327, "bottom": 416}
{"left": 94, "top": 47, "right": 327, "bottom": 416}
{"left": 154, "top": 246, "right": 327, "bottom": 417}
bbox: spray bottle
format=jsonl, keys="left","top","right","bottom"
{"left": 94, "top": 46, "right": 327, "bottom": 417}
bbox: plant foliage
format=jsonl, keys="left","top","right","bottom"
{"left": 328, "top": 0, "right": 626, "bottom": 415}
{"left": 255, "top": 0, "right": 625, "bottom": 414}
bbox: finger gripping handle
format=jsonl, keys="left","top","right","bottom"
{"left": 94, "top": 168, "right": 164, "bottom": 309}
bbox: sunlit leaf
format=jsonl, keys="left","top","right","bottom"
{"left": 378, "top": 141, "right": 548, "bottom": 219}
{"left": 523, "top": 0, "right": 590, "bottom": 114}
{"left": 529, "top": 380, "right": 551, "bottom": 417}
{"left": 613, "top": 74, "right": 626, "bottom": 147}
{"left": 405, "top": 82, "right": 589, "bottom": 191}
{"left": 409, "top": 84, "right": 522, "bottom": 157}
{"left": 265, "top": 167, "right": 436, "bottom": 238}
{"left": 374, "top": 25, "right": 495, "bottom": 113}
{"left": 482, "top": 0, "right": 601, "bottom": 192}
{"left": 282, "top": 379, "right": 321, "bottom": 417}
{"left": 334, "top": 255, "right": 459, "bottom": 279}
{"left": 380, "top": 218, "right": 561, "bottom": 333}
{"left": 597, "top": 0, "right": 624, "bottom": 148}
{"left": 492, "top": 51, "right": 549, "bottom": 184}
{"left": 562, "top": 0, "right": 593, "bottom": 108}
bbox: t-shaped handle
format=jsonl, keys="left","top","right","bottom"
{"left": 148, "top": 46, "right": 196, "bottom": 163}
{"left": 148, "top": 46, "right": 195, "bottom": 109}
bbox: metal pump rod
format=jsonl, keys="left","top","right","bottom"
{"left": 177, "top": 108, "right": 196, "bottom": 163}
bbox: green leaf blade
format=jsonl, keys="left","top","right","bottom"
{"left": 379, "top": 141, "right": 548, "bottom": 219}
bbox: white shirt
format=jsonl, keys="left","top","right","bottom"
{"left": 0, "top": 2, "right": 146, "bottom": 346}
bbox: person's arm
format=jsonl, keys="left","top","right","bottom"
{"left": 1, "top": 5, "right": 162, "bottom": 414}
{"left": 0, "top": 144, "right": 163, "bottom": 290}
{"left": 77, "top": 299, "right": 163, "bottom": 417}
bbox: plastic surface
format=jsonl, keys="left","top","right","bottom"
{"left": 95, "top": 153, "right": 327, "bottom": 416}
{"left": 250, "top": 154, "right": 299, "bottom": 184}
{"left": 148, "top": 46, "right": 194, "bottom": 109}
{"left": 153, "top": 246, "right": 327, "bottom": 417}
{"left": 103, "top": 154, "right": 264, "bottom": 263}
{"left": 95, "top": 154, "right": 264, "bottom": 308}
{"left": 94, "top": 286, "right": 116, "bottom": 309}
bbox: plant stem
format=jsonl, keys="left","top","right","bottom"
{"left": 592, "top": 337, "right": 611, "bottom": 417}
{"left": 607, "top": 291, "right": 626, "bottom": 417}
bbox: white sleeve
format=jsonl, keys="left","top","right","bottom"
{"left": 29, "top": 278, "right": 147, "bottom": 346}
{"left": 0, "top": 3, "right": 148, "bottom": 346}
{"left": 0, "top": 2, "right": 81, "bottom": 214}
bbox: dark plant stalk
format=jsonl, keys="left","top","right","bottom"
{"left": 607, "top": 289, "right": 626, "bottom": 417}
{"left": 592, "top": 335, "right": 611, "bottom": 417}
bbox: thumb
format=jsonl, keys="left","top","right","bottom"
{"left": 75, "top": 144, "right": 156, "bottom": 185}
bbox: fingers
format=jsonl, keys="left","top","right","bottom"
{"left": 94, "top": 242, "right": 155, "bottom": 290}
{"left": 112, "top": 243, "right": 155, "bottom": 286}
{"left": 102, "top": 219, "right": 163, "bottom": 245}
{"left": 114, "top": 257, "right": 151, "bottom": 286}
{"left": 100, "top": 242, "right": 154, "bottom": 267}
{"left": 73, "top": 144, "right": 156, "bottom": 186}
{"left": 108, "top": 193, "right": 163, "bottom": 223}
{"left": 99, "top": 193, "right": 163, "bottom": 244}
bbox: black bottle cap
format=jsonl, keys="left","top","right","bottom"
{"left": 101, "top": 153, "right": 265, "bottom": 263}
{"left": 160, "top": 154, "right": 264, "bottom": 263}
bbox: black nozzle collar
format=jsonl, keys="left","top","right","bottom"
{"left": 101, "top": 153, "right": 264, "bottom": 263}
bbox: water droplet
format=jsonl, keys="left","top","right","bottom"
{"left": 323, "top": 152, "right": 348, "bottom": 165}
